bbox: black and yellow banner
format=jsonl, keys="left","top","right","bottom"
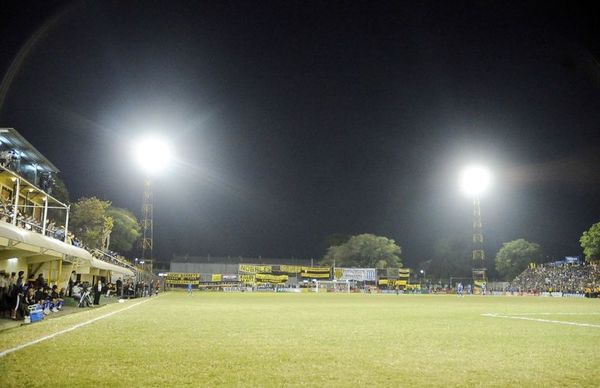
{"left": 301, "top": 266, "right": 330, "bottom": 273}
{"left": 255, "top": 273, "right": 288, "bottom": 283}
{"left": 300, "top": 272, "right": 330, "bottom": 279}
{"left": 239, "top": 264, "right": 273, "bottom": 274}
{"left": 165, "top": 273, "right": 200, "bottom": 285}
{"left": 279, "top": 265, "right": 302, "bottom": 273}
{"left": 239, "top": 274, "right": 256, "bottom": 283}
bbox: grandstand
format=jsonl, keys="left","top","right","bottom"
{"left": 0, "top": 128, "right": 137, "bottom": 296}
{"left": 510, "top": 261, "right": 600, "bottom": 295}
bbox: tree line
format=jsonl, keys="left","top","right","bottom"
{"left": 49, "top": 177, "right": 141, "bottom": 255}
{"left": 319, "top": 221, "right": 600, "bottom": 281}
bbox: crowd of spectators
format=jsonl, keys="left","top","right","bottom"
{"left": 0, "top": 196, "right": 138, "bottom": 276}
{"left": 0, "top": 270, "right": 65, "bottom": 324}
{"left": 510, "top": 263, "right": 600, "bottom": 294}
{"left": 91, "top": 250, "right": 136, "bottom": 272}
{"left": 0, "top": 196, "right": 84, "bottom": 247}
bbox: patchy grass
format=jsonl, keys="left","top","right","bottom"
{"left": 1, "top": 292, "right": 599, "bottom": 387}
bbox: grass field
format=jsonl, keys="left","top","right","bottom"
{"left": 1, "top": 292, "right": 599, "bottom": 387}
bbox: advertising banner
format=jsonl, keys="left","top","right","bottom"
{"left": 334, "top": 268, "right": 376, "bottom": 282}
{"left": 165, "top": 273, "right": 200, "bottom": 285}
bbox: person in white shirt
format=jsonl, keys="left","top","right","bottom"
{"left": 72, "top": 282, "right": 82, "bottom": 301}
{"left": 93, "top": 280, "right": 102, "bottom": 305}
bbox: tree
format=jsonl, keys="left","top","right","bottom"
{"left": 51, "top": 176, "right": 70, "bottom": 204}
{"left": 106, "top": 207, "right": 141, "bottom": 253}
{"left": 580, "top": 222, "right": 600, "bottom": 262}
{"left": 322, "top": 234, "right": 402, "bottom": 269}
{"left": 495, "top": 239, "right": 541, "bottom": 280}
{"left": 69, "top": 197, "right": 112, "bottom": 250}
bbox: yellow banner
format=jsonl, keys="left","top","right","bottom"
{"left": 280, "top": 265, "right": 302, "bottom": 273}
{"left": 301, "top": 266, "right": 330, "bottom": 273}
{"left": 239, "top": 274, "right": 256, "bottom": 283}
{"left": 239, "top": 264, "right": 273, "bottom": 274}
{"left": 300, "top": 272, "right": 330, "bottom": 278}
{"left": 211, "top": 274, "right": 222, "bottom": 282}
{"left": 255, "top": 273, "right": 288, "bottom": 283}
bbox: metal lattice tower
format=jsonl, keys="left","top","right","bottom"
{"left": 472, "top": 197, "right": 484, "bottom": 262}
{"left": 141, "top": 178, "right": 153, "bottom": 266}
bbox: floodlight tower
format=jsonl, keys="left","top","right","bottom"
{"left": 460, "top": 166, "right": 491, "bottom": 284}
{"left": 134, "top": 137, "right": 171, "bottom": 275}
{"left": 141, "top": 178, "right": 153, "bottom": 269}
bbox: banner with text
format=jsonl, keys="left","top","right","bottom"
{"left": 334, "top": 268, "right": 376, "bottom": 282}
{"left": 239, "top": 264, "right": 273, "bottom": 274}
{"left": 165, "top": 273, "right": 200, "bottom": 285}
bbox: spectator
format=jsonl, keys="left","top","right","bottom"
{"left": 0, "top": 270, "right": 8, "bottom": 316}
{"left": 93, "top": 279, "right": 102, "bottom": 305}
{"left": 511, "top": 263, "right": 600, "bottom": 294}
{"left": 68, "top": 271, "right": 77, "bottom": 297}
{"left": 116, "top": 277, "right": 123, "bottom": 298}
{"left": 10, "top": 271, "right": 25, "bottom": 320}
{"left": 35, "top": 273, "right": 46, "bottom": 288}
{"left": 104, "top": 282, "right": 116, "bottom": 297}
{"left": 50, "top": 285, "right": 63, "bottom": 312}
{"left": 72, "top": 282, "right": 82, "bottom": 302}
{"left": 19, "top": 287, "right": 35, "bottom": 324}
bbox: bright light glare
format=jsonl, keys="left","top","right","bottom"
{"left": 460, "top": 165, "right": 491, "bottom": 197}
{"left": 134, "top": 137, "right": 172, "bottom": 175}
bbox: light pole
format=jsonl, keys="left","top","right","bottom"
{"left": 460, "top": 166, "right": 491, "bottom": 287}
{"left": 134, "top": 136, "right": 172, "bottom": 275}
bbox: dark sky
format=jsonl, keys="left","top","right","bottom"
{"left": 1, "top": 1, "right": 599, "bottom": 267}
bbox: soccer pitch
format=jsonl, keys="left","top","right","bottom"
{"left": 1, "top": 292, "right": 599, "bottom": 387}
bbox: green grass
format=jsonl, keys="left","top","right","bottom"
{"left": 1, "top": 292, "right": 599, "bottom": 387}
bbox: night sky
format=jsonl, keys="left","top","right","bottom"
{"left": 1, "top": 1, "right": 599, "bottom": 267}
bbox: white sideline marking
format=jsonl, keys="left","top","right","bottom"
{"left": 482, "top": 313, "right": 600, "bottom": 328}
{"left": 501, "top": 312, "right": 600, "bottom": 316}
{"left": 0, "top": 298, "right": 153, "bottom": 358}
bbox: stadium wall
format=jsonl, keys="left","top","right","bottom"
{"left": 170, "top": 262, "right": 239, "bottom": 274}
{"left": 170, "top": 256, "right": 312, "bottom": 275}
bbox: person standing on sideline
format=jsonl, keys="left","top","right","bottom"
{"left": 116, "top": 277, "right": 123, "bottom": 298}
{"left": 187, "top": 281, "right": 192, "bottom": 295}
{"left": 11, "top": 271, "right": 24, "bottom": 320}
{"left": 93, "top": 279, "right": 102, "bottom": 305}
{"left": 68, "top": 271, "right": 77, "bottom": 297}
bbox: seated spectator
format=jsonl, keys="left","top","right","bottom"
{"left": 19, "top": 287, "right": 35, "bottom": 324}
{"left": 72, "top": 282, "right": 82, "bottom": 302}
{"left": 50, "top": 285, "right": 63, "bottom": 312}
{"left": 104, "top": 282, "right": 116, "bottom": 297}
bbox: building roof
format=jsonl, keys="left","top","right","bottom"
{"left": 0, "top": 128, "right": 60, "bottom": 173}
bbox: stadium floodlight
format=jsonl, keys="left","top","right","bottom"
{"left": 459, "top": 165, "right": 491, "bottom": 197}
{"left": 133, "top": 136, "right": 172, "bottom": 176}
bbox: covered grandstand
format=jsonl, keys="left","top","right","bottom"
{"left": 0, "top": 128, "right": 136, "bottom": 289}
